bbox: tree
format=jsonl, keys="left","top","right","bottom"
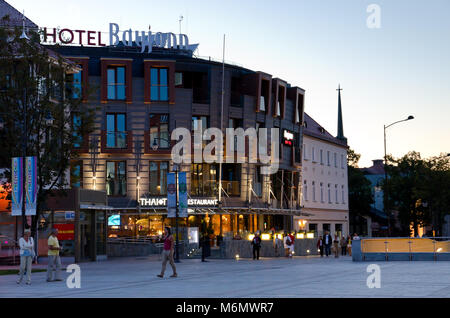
{"left": 0, "top": 18, "right": 95, "bottom": 238}
{"left": 347, "top": 148, "right": 373, "bottom": 235}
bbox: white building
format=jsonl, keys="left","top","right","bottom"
{"left": 295, "top": 87, "right": 349, "bottom": 238}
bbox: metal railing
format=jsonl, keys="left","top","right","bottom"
{"left": 360, "top": 237, "right": 450, "bottom": 261}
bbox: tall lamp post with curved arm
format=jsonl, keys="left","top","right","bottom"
{"left": 384, "top": 115, "right": 414, "bottom": 236}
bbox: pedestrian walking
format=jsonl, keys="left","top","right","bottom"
{"left": 283, "top": 231, "right": 293, "bottom": 258}
{"left": 157, "top": 227, "right": 177, "bottom": 278}
{"left": 333, "top": 234, "right": 339, "bottom": 258}
{"left": 251, "top": 231, "right": 262, "bottom": 260}
{"left": 347, "top": 235, "right": 352, "bottom": 256}
{"left": 317, "top": 236, "right": 324, "bottom": 257}
{"left": 201, "top": 233, "right": 211, "bottom": 262}
{"left": 323, "top": 231, "right": 333, "bottom": 257}
{"left": 273, "top": 233, "right": 281, "bottom": 257}
{"left": 17, "top": 229, "right": 34, "bottom": 285}
{"left": 340, "top": 236, "right": 347, "bottom": 256}
{"left": 47, "top": 228, "right": 63, "bottom": 282}
{"left": 289, "top": 232, "right": 295, "bottom": 256}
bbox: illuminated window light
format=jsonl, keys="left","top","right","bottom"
{"left": 296, "top": 233, "right": 305, "bottom": 239}
{"left": 306, "top": 233, "right": 314, "bottom": 239}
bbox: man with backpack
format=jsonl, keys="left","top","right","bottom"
{"left": 251, "top": 231, "right": 262, "bottom": 260}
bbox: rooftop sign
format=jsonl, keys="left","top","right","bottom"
{"left": 42, "top": 23, "right": 199, "bottom": 53}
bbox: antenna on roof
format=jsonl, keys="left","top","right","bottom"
{"left": 19, "top": 10, "right": 29, "bottom": 40}
{"left": 179, "top": 15, "right": 184, "bottom": 35}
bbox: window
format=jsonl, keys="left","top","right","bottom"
{"left": 342, "top": 185, "right": 345, "bottom": 203}
{"left": 320, "top": 149, "right": 323, "bottom": 165}
{"left": 175, "top": 72, "right": 183, "bottom": 87}
{"left": 72, "top": 69, "right": 82, "bottom": 99}
{"left": 253, "top": 166, "right": 263, "bottom": 197}
{"left": 312, "top": 181, "right": 316, "bottom": 202}
{"left": 106, "top": 161, "right": 127, "bottom": 196}
{"left": 341, "top": 154, "right": 345, "bottom": 169}
{"left": 323, "top": 223, "right": 331, "bottom": 233}
{"left": 320, "top": 182, "right": 324, "bottom": 203}
{"left": 191, "top": 164, "right": 218, "bottom": 197}
{"left": 328, "top": 184, "right": 331, "bottom": 203}
{"left": 303, "top": 180, "right": 308, "bottom": 201}
{"left": 192, "top": 116, "right": 209, "bottom": 132}
{"left": 309, "top": 223, "right": 317, "bottom": 235}
{"left": 106, "top": 114, "right": 127, "bottom": 148}
{"left": 335, "top": 224, "right": 342, "bottom": 237}
{"left": 334, "top": 153, "right": 337, "bottom": 168}
{"left": 303, "top": 144, "right": 307, "bottom": 160}
{"left": 259, "top": 95, "right": 266, "bottom": 112}
{"left": 150, "top": 68, "right": 169, "bottom": 101}
{"left": 149, "top": 161, "right": 169, "bottom": 195}
{"left": 327, "top": 151, "right": 330, "bottom": 166}
{"left": 335, "top": 184, "right": 338, "bottom": 203}
{"left": 150, "top": 114, "right": 169, "bottom": 149}
{"left": 312, "top": 147, "right": 315, "bottom": 162}
{"left": 107, "top": 66, "right": 126, "bottom": 100}
{"left": 70, "top": 161, "right": 83, "bottom": 188}
{"left": 72, "top": 114, "right": 83, "bottom": 148}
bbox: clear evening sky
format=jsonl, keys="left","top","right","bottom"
{"left": 8, "top": 0, "right": 450, "bottom": 167}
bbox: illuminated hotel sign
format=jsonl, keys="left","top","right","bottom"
{"left": 42, "top": 23, "right": 199, "bottom": 53}
{"left": 283, "top": 129, "right": 294, "bottom": 146}
{"left": 139, "top": 198, "right": 218, "bottom": 207}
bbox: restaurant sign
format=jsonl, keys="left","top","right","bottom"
{"left": 139, "top": 197, "right": 218, "bottom": 207}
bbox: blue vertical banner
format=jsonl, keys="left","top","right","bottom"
{"left": 25, "top": 156, "right": 37, "bottom": 216}
{"left": 178, "top": 172, "right": 188, "bottom": 217}
{"left": 11, "top": 157, "right": 23, "bottom": 216}
{"left": 167, "top": 172, "right": 176, "bottom": 218}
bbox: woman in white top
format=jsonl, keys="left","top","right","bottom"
{"left": 17, "top": 229, "right": 35, "bottom": 285}
{"left": 283, "top": 231, "right": 292, "bottom": 258}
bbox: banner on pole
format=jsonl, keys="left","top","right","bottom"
{"left": 11, "top": 157, "right": 23, "bottom": 216}
{"left": 25, "top": 156, "right": 37, "bottom": 215}
{"left": 178, "top": 172, "right": 188, "bottom": 217}
{"left": 167, "top": 172, "right": 176, "bottom": 218}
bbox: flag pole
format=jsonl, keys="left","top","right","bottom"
{"left": 218, "top": 34, "right": 225, "bottom": 205}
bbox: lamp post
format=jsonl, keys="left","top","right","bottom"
{"left": 384, "top": 115, "right": 414, "bottom": 236}
{"left": 152, "top": 137, "right": 180, "bottom": 263}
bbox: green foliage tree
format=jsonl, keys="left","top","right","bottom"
{"left": 347, "top": 148, "right": 373, "bottom": 235}
{"left": 0, "top": 17, "right": 95, "bottom": 237}
{"left": 387, "top": 152, "right": 450, "bottom": 236}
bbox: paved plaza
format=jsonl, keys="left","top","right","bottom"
{"left": 1, "top": 255, "right": 450, "bottom": 298}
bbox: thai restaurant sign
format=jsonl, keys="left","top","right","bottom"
{"left": 139, "top": 197, "right": 219, "bottom": 208}
{"left": 41, "top": 23, "right": 199, "bottom": 53}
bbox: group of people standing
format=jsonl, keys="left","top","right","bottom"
{"left": 317, "top": 232, "right": 360, "bottom": 258}
{"left": 16, "top": 228, "right": 63, "bottom": 285}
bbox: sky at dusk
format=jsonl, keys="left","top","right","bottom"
{"left": 7, "top": 0, "right": 450, "bottom": 167}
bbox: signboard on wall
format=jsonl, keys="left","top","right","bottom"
{"left": 178, "top": 172, "right": 188, "bottom": 218}
{"left": 54, "top": 224, "right": 75, "bottom": 241}
{"left": 167, "top": 173, "right": 176, "bottom": 218}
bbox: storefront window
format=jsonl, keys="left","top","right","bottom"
{"left": 149, "top": 161, "right": 168, "bottom": 195}
{"left": 190, "top": 163, "right": 218, "bottom": 196}
{"left": 106, "top": 161, "right": 127, "bottom": 196}
{"left": 221, "top": 164, "right": 241, "bottom": 197}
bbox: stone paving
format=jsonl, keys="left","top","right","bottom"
{"left": 1, "top": 255, "right": 450, "bottom": 298}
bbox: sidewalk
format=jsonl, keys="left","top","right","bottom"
{"left": 1, "top": 255, "right": 449, "bottom": 298}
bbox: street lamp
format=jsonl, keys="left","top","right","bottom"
{"left": 152, "top": 137, "right": 180, "bottom": 263}
{"left": 384, "top": 115, "right": 414, "bottom": 236}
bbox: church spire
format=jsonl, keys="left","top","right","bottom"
{"left": 337, "top": 84, "right": 347, "bottom": 143}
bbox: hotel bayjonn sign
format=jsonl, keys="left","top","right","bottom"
{"left": 42, "top": 23, "right": 199, "bottom": 53}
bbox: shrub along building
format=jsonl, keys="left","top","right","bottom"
{"left": 45, "top": 37, "right": 308, "bottom": 249}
